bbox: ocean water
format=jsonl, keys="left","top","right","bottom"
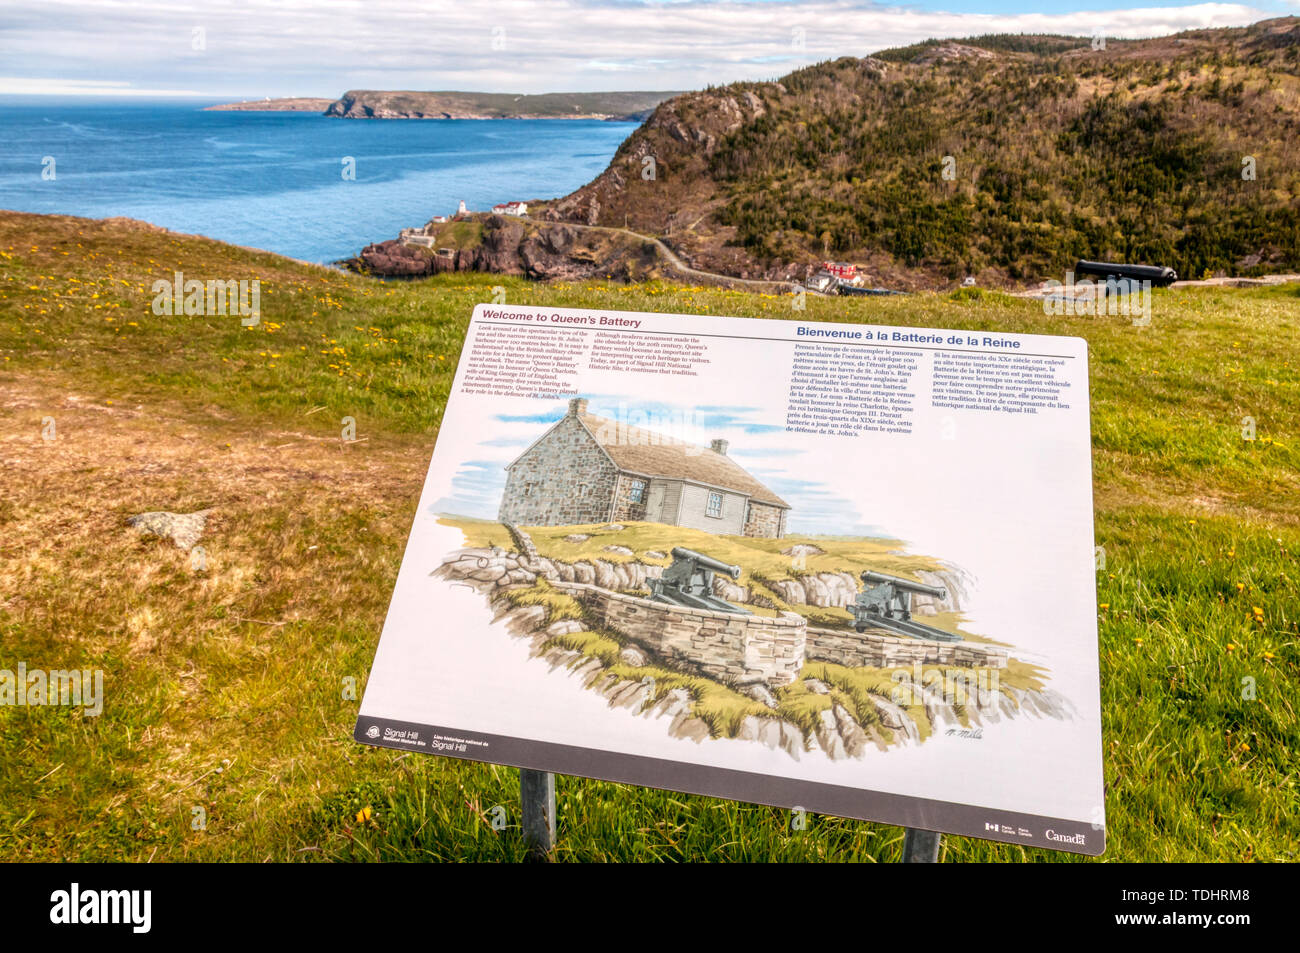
{"left": 0, "top": 98, "right": 636, "bottom": 264}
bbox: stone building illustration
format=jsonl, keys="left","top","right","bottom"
{"left": 499, "top": 398, "right": 790, "bottom": 537}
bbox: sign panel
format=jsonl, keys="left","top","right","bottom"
{"left": 356, "top": 304, "right": 1105, "bottom": 854}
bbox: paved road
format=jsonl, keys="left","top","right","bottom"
{"left": 531, "top": 218, "right": 794, "bottom": 292}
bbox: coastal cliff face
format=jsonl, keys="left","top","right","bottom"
{"left": 351, "top": 216, "right": 661, "bottom": 281}
{"left": 541, "top": 17, "right": 1300, "bottom": 288}
{"left": 542, "top": 84, "right": 788, "bottom": 281}
{"left": 352, "top": 18, "right": 1300, "bottom": 288}
{"left": 324, "top": 90, "right": 682, "bottom": 121}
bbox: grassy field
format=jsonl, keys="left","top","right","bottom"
{"left": 0, "top": 211, "right": 1297, "bottom": 862}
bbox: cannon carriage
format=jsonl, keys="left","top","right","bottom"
{"left": 648, "top": 547, "right": 751, "bottom": 616}
{"left": 850, "top": 570, "right": 963, "bottom": 643}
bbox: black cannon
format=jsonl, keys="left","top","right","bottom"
{"left": 850, "top": 570, "right": 962, "bottom": 642}
{"left": 648, "top": 547, "right": 751, "bottom": 615}
{"left": 838, "top": 285, "right": 906, "bottom": 297}
{"left": 1074, "top": 259, "right": 1177, "bottom": 288}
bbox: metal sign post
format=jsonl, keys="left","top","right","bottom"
{"left": 519, "top": 768, "right": 556, "bottom": 861}
{"left": 902, "top": 827, "right": 942, "bottom": 863}
{"left": 522, "top": 768, "right": 942, "bottom": 862}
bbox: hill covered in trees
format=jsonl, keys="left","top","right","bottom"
{"left": 542, "top": 17, "right": 1300, "bottom": 288}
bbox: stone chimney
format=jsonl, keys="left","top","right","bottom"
{"left": 710, "top": 438, "right": 729, "bottom": 455}
{"left": 568, "top": 398, "right": 589, "bottom": 416}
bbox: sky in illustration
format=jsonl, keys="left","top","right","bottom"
{"left": 432, "top": 395, "right": 892, "bottom": 537}
{"left": 1, "top": 1, "right": 1286, "bottom": 99}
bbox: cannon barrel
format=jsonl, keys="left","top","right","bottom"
{"left": 1074, "top": 259, "right": 1178, "bottom": 287}
{"left": 671, "top": 547, "right": 742, "bottom": 580}
{"left": 860, "top": 570, "right": 946, "bottom": 599}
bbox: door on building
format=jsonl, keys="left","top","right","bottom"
{"left": 645, "top": 482, "right": 665, "bottom": 522}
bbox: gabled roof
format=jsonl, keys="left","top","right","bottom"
{"left": 577, "top": 411, "right": 789, "bottom": 508}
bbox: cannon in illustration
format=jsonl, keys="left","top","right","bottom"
{"left": 648, "top": 547, "right": 752, "bottom": 615}
{"left": 851, "top": 570, "right": 963, "bottom": 642}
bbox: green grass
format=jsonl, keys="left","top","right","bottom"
{"left": 0, "top": 211, "right": 1297, "bottom": 862}
{"left": 502, "top": 578, "right": 585, "bottom": 623}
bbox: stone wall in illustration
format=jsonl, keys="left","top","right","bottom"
{"left": 554, "top": 582, "right": 806, "bottom": 688}
{"left": 742, "top": 500, "right": 786, "bottom": 538}
{"left": 806, "top": 626, "right": 1007, "bottom": 669}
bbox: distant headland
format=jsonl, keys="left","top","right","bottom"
{"left": 204, "top": 97, "right": 336, "bottom": 112}
{"left": 205, "top": 90, "right": 684, "bottom": 121}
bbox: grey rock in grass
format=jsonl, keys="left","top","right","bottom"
{"left": 745, "top": 683, "right": 778, "bottom": 709}
{"left": 619, "top": 645, "right": 647, "bottom": 667}
{"left": 779, "top": 722, "right": 804, "bottom": 760}
{"left": 815, "top": 708, "right": 847, "bottom": 759}
{"left": 865, "top": 694, "right": 907, "bottom": 731}
{"left": 593, "top": 561, "right": 619, "bottom": 589}
{"left": 126, "top": 509, "right": 212, "bottom": 552}
{"left": 673, "top": 716, "right": 711, "bottom": 743}
{"left": 758, "top": 718, "right": 784, "bottom": 750}
{"left": 602, "top": 544, "right": 634, "bottom": 556}
{"left": 834, "top": 704, "right": 870, "bottom": 758}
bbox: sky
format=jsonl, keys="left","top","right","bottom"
{"left": 0, "top": 0, "right": 1293, "bottom": 99}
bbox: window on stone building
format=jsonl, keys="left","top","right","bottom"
{"left": 706, "top": 492, "right": 723, "bottom": 518}
{"left": 628, "top": 480, "right": 646, "bottom": 503}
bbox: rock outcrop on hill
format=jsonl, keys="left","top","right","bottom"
{"left": 349, "top": 216, "right": 660, "bottom": 281}
{"left": 539, "top": 18, "right": 1300, "bottom": 288}
{"left": 204, "top": 98, "right": 334, "bottom": 112}
{"left": 324, "top": 90, "right": 683, "bottom": 121}
{"left": 355, "top": 19, "right": 1300, "bottom": 289}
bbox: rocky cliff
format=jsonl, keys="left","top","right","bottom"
{"left": 324, "top": 89, "right": 683, "bottom": 121}
{"left": 347, "top": 215, "right": 662, "bottom": 281}
{"left": 540, "top": 18, "right": 1300, "bottom": 288}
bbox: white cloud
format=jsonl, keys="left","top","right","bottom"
{"left": 0, "top": 77, "right": 209, "bottom": 96}
{"left": 0, "top": 1, "right": 1274, "bottom": 97}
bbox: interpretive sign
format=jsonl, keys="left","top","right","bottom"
{"left": 355, "top": 304, "right": 1105, "bottom": 854}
